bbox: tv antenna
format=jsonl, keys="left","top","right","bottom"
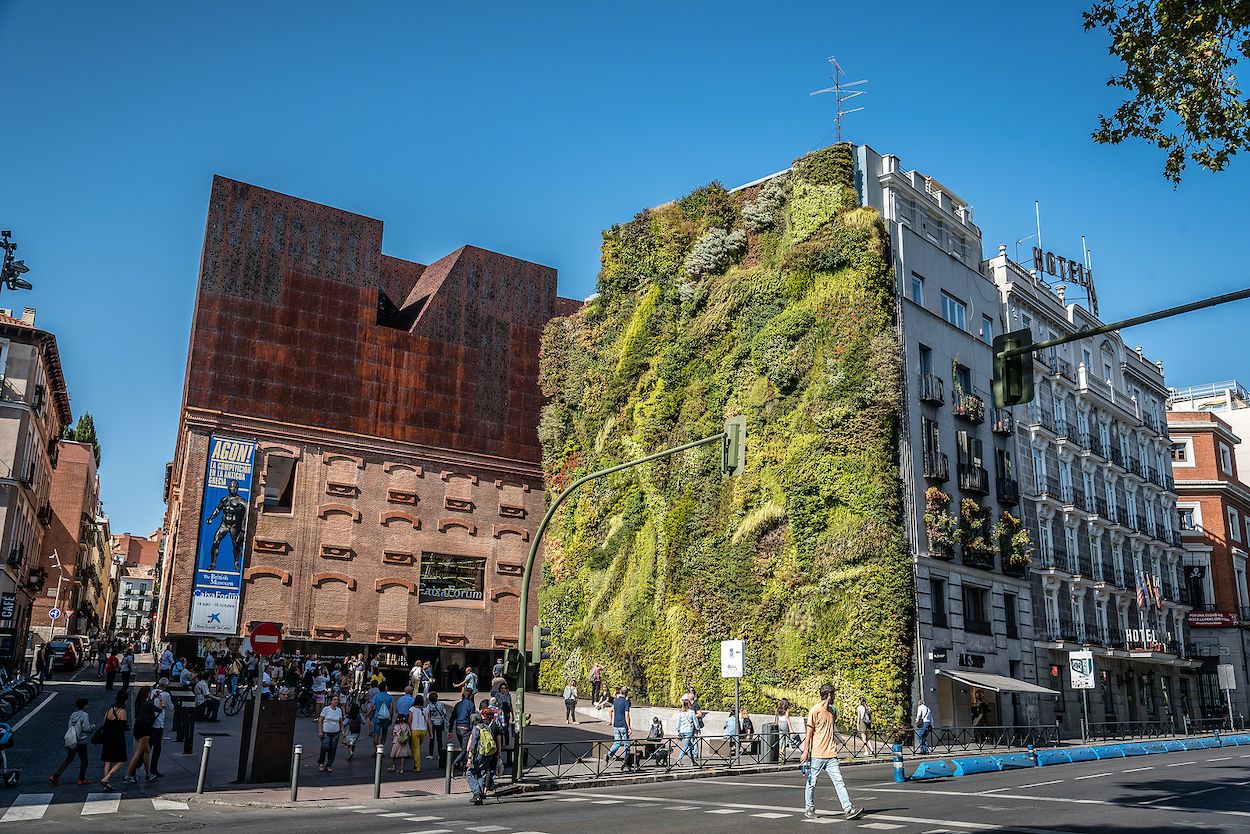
{"left": 810, "top": 55, "right": 867, "bottom": 143}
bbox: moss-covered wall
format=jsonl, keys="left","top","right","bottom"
{"left": 536, "top": 144, "right": 914, "bottom": 725}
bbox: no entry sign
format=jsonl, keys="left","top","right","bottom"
{"left": 250, "top": 622, "right": 282, "bottom": 656}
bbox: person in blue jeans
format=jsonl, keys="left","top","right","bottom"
{"left": 449, "top": 688, "right": 476, "bottom": 773}
{"left": 605, "top": 687, "right": 631, "bottom": 763}
{"left": 673, "top": 699, "right": 698, "bottom": 766}
{"left": 915, "top": 701, "right": 933, "bottom": 754}
{"left": 370, "top": 685, "right": 394, "bottom": 749}
{"left": 802, "top": 683, "right": 863, "bottom": 821}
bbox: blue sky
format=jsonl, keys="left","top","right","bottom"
{"left": 0, "top": 1, "right": 1243, "bottom": 534}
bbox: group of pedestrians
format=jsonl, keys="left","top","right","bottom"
{"left": 49, "top": 677, "right": 172, "bottom": 792}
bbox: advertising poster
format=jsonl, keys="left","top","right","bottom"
{"left": 1069, "top": 649, "right": 1095, "bottom": 690}
{"left": 188, "top": 436, "right": 256, "bottom": 635}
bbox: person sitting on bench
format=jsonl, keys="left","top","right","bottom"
{"left": 194, "top": 671, "right": 220, "bottom": 721}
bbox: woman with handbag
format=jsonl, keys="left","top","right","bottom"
{"left": 98, "top": 689, "right": 130, "bottom": 791}
{"left": 49, "top": 698, "right": 93, "bottom": 785}
{"left": 123, "top": 685, "right": 156, "bottom": 783}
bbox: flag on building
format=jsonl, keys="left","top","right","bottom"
{"left": 1150, "top": 574, "right": 1163, "bottom": 607}
{"left": 1135, "top": 571, "right": 1147, "bottom": 609}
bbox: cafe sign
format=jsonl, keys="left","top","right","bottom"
{"left": 1033, "top": 247, "right": 1099, "bottom": 316}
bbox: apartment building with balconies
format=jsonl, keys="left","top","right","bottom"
{"left": 858, "top": 147, "right": 1049, "bottom": 729}
{"left": 986, "top": 250, "right": 1194, "bottom": 735}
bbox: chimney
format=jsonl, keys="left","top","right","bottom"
{"left": 998, "top": 244, "right": 1007, "bottom": 257}
{"left": 1056, "top": 284, "right": 1067, "bottom": 303}
{"left": 20, "top": 308, "right": 35, "bottom": 326}
{"left": 1136, "top": 346, "right": 1144, "bottom": 359}
{"left": 0, "top": 309, "right": 10, "bottom": 319}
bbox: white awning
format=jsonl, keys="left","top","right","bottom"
{"left": 937, "top": 669, "right": 1059, "bottom": 696}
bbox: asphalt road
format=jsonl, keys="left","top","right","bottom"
{"left": 0, "top": 743, "right": 1246, "bottom": 832}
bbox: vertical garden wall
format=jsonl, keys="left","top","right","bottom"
{"left": 536, "top": 144, "right": 914, "bottom": 724}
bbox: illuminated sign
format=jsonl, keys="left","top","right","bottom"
{"left": 1033, "top": 247, "right": 1099, "bottom": 316}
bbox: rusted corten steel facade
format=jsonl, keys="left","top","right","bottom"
{"left": 160, "top": 176, "right": 575, "bottom": 671}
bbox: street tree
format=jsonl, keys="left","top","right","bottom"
{"left": 65, "top": 413, "right": 101, "bottom": 466}
{"left": 1085, "top": 0, "right": 1250, "bottom": 184}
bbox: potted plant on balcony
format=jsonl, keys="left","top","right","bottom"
{"left": 960, "top": 499, "right": 996, "bottom": 568}
{"left": 995, "top": 511, "right": 1032, "bottom": 576}
{"left": 924, "top": 488, "right": 958, "bottom": 559}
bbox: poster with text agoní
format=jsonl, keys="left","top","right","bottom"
{"left": 188, "top": 436, "right": 256, "bottom": 635}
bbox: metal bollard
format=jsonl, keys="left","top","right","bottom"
{"left": 374, "top": 744, "right": 384, "bottom": 800}
{"left": 891, "top": 743, "right": 905, "bottom": 782}
{"left": 444, "top": 742, "right": 454, "bottom": 795}
{"left": 196, "top": 738, "right": 213, "bottom": 795}
{"left": 183, "top": 709, "right": 196, "bottom": 754}
{"left": 290, "top": 743, "right": 303, "bottom": 802}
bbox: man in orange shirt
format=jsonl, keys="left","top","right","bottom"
{"left": 800, "top": 683, "right": 864, "bottom": 821}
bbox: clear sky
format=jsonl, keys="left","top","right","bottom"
{"left": 0, "top": 1, "right": 1243, "bottom": 534}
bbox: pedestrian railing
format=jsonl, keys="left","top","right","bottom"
{"left": 1084, "top": 720, "right": 1175, "bottom": 740}
{"left": 1187, "top": 716, "right": 1233, "bottom": 733}
{"left": 518, "top": 724, "right": 1060, "bottom": 781}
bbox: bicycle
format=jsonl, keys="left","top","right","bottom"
{"left": 224, "top": 683, "right": 254, "bottom": 716}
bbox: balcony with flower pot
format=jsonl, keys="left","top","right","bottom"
{"left": 952, "top": 391, "right": 985, "bottom": 424}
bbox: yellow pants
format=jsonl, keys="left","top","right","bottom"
{"left": 410, "top": 729, "right": 427, "bottom": 770}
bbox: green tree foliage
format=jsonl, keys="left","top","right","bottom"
{"left": 1085, "top": 0, "right": 1250, "bottom": 183}
{"left": 536, "top": 145, "right": 913, "bottom": 726}
{"left": 66, "top": 413, "right": 101, "bottom": 466}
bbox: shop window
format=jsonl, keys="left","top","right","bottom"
{"left": 263, "top": 456, "right": 297, "bottom": 513}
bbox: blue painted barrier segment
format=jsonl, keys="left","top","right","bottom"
{"left": 1066, "top": 748, "right": 1098, "bottom": 763}
{"left": 991, "top": 753, "right": 1035, "bottom": 770}
{"left": 952, "top": 756, "right": 1001, "bottom": 776}
{"left": 1120, "top": 744, "right": 1149, "bottom": 756}
{"left": 910, "top": 760, "right": 957, "bottom": 780}
{"left": 1089, "top": 745, "right": 1126, "bottom": 759}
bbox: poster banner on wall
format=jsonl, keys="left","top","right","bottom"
{"left": 188, "top": 436, "right": 257, "bottom": 635}
{"left": 1069, "top": 650, "right": 1095, "bottom": 690}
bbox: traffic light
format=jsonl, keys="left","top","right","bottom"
{"left": 530, "top": 625, "right": 552, "bottom": 665}
{"left": 504, "top": 648, "right": 522, "bottom": 681}
{"left": 722, "top": 416, "right": 746, "bottom": 477}
{"left": 992, "top": 328, "right": 1035, "bottom": 408}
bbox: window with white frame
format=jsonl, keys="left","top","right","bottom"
{"left": 1230, "top": 507, "right": 1242, "bottom": 542}
{"left": 1179, "top": 502, "right": 1202, "bottom": 532}
{"left": 941, "top": 293, "right": 967, "bottom": 330}
{"left": 910, "top": 273, "right": 925, "bottom": 305}
{"left": 1220, "top": 443, "right": 1235, "bottom": 475}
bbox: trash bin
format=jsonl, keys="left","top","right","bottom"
{"left": 762, "top": 721, "right": 779, "bottom": 764}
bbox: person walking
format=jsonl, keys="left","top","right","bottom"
{"left": 96, "top": 644, "right": 108, "bottom": 679}
{"left": 466, "top": 709, "right": 499, "bottom": 805}
{"left": 104, "top": 651, "right": 120, "bottom": 691}
{"left": 148, "top": 679, "right": 169, "bottom": 780}
{"left": 673, "top": 699, "right": 698, "bottom": 767}
{"left": 49, "top": 698, "right": 93, "bottom": 786}
{"left": 158, "top": 645, "right": 173, "bottom": 679}
{"left": 589, "top": 663, "right": 603, "bottom": 706}
{"left": 776, "top": 698, "right": 797, "bottom": 762}
{"left": 317, "top": 693, "right": 344, "bottom": 772}
{"left": 562, "top": 679, "right": 579, "bottom": 724}
{"left": 388, "top": 713, "right": 412, "bottom": 774}
{"left": 425, "top": 692, "right": 448, "bottom": 761}
{"left": 450, "top": 688, "right": 475, "bottom": 774}
{"left": 420, "top": 661, "right": 433, "bottom": 698}
{"left": 801, "top": 683, "right": 864, "bottom": 821}
{"left": 456, "top": 666, "right": 478, "bottom": 696}
{"left": 605, "top": 687, "right": 631, "bottom": 764}
{"left": 915, "top": 701, "right": 933, "bottom": 754}
{"left": 123, "top": 685, "right": 157, "bottom": 783}
{"left": 119, "top": 649, "right": 134, "bottom": 691}
{"left": 371, "top": 681, "right": 394, "bottom": 750}
{"left": 343, "top": 701, "right": 362, "bottom": 761}
{"left": 408, "top": 694, "right": 428, "bottom": 771}
{"left": 98, "top": 689, "right": 130, "bottom": 791}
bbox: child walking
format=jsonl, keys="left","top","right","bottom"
{"left": 388, "top": 713, "right": 412, "bottom": 773}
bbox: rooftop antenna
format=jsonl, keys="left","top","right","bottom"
{"left": 810, "top": 55, "right": 867, "bottom": 143}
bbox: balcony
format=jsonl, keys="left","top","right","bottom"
{"left": 1242, "top": 606, "right": 1250, "bottom": 622}
{"left": 958, "top": 463, "right": 990, "bottom": 495}
{"left": 1079, "top": 433, "right": 1101, "bottom": 457}
{"left": 918, "top": 373, "right": 944, "bottom": 404}
{"left": 991, "top": 408, "right": 1014, "bottom": 435}
{"left": 1055, "top": 419, "right": 1075, "bottom": 443}
{"left": 962, "top": 546, "right": 996, "bottom": 571}
{"left": 1055, "top": 359, "right": 1077, "bottom": 383}
{"left": 996, "top": 476, "right": 1019, "bottom": 506}
{"left": 1060, "top": 484, "right": 1081, "bottom": 507}
{"left": 1107, "top": 445, "right": 1124, "bottom": 469}
{"left": 1038, "top": 545, "right": 1067, "bottom": 571}
{"left": 1143, "top": 412, "right": 1158, "bottom": 434}
{"left": 1037, "top": 476, "right": 1062, "bottom": 502}
{"left": 37, "top": 502, "right": 52, "bottom": 528}
{"left": 923, "top": 451, "right": 949, "bottom": 483}
{"left": 1026, "top": 405, "right": 1056, "bottom": 433}
{"left": 952, "top": 392, "right": 985, "bottom": 424}
{"left": 18, "top": 463, "right": 34, "bottom": 487}
{"left": 1069, "top": 553, "right": 1094, "bottom": 578}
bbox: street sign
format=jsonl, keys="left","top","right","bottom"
{"left": 0, "top": 593, "right": 15, "bottom": 621}
{"left": 250, "top": 622, "right": 282, "bottom": 656}
{"left": 1069, "top": 650, "right": 1095, "bottom": 689}
{"left": 48, "top": 607, "right": 61, "bottom": 621}
{"left": 1218, "top": 663, "right": 1237, "bottom": 690}
{"left": 720, "top": 639, "right": 744, "bottom": 678}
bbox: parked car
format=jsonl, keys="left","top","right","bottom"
{"left": 45, "top": 640, "right": 78, "bottom": 672}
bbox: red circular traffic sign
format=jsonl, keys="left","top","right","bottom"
{"left": 250, "top": 622, "right": 283, "bottom": 656}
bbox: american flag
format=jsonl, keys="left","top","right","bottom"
{"left": 1135, "top": 571, "right": 1147, "bottom": 609}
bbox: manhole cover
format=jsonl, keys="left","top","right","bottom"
{"left": 152, "top": 824, "right": 207, "bottom": 831}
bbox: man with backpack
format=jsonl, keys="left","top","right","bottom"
{"left": 425, "top": 692, "right": 449, "bottom": 762}
{"left": 49, "top": 698, "right": 93, "bottom": 785}
{"left": 466, "top": 706, "right": 499, "bottom": 805}
{"left": 370, "top": 684, "right": 394, "bottom": 749}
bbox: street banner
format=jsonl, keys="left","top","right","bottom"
{"left": 188, "top": 436, "right": 257, "bottom": 635}
{"left": 1069, "top": 650, "right": 1095, "bottom": 689}
{"left": 720, "top": 639, "right": 745, "bottom": 678}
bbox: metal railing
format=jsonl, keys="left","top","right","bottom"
{"left": 923, "top": 451, "right": 949, "bottom": 482}
{"left": 952, "top": 392, "right": 985, "bottom": 424}
{"left": 991, "top": 408, "right": 1014, "bottom": 435}
{"left": 918, "top": 373, "right": 944, "bottom": 404}
{"left": 958, "top": 463, "right": 989, "bottom": 494}
{"left": 1084, "top": 720, "right": 1175, "bottom": 741}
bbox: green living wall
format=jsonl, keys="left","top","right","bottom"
{"left": 536, "top": 144, "right": 913, "bottom": 725}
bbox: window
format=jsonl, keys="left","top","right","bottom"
{"left": 930, "top": 577, "right": 948, "bottom": 628}
{"left": 418, "top": 552, "right": 487, "bottom": 603}
{"left": 1220, "top": 443, "right": 1234, "bottom": 475}
{"left": 962, "top": 585, "right": 992, "bottom": 635}
{"left": 941, "top": 293, "right": 967, "bottom": 330}
{"left": 1004, "top": 593, "right": 1018, "bottom": 639}
{"left": 955, "top": 364, "right": 973, "bottom": 395}
{"left": 262, "top": 455, "right": 297, "bottom": 513}
{"left": 918, "top": 344, "right": 933, "bottom": 375}
{"left": 911, "top": 274, "right": 925, "bottom": 305}
{"left": 1082, "top": 348, "right": 1092, "bottom": 369}
{"left": 980, "top": 315, "right": 994, "bottom": 344}
{"left": 1229, "top": 507, "right": 1242, "bottom": 542}
{"left": 1104, "top": 361, "right": 1113, "bottom": 384}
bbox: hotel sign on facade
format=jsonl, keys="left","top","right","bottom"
{"left": 1033, "top": 247, "right": 1099, "bottom": 316}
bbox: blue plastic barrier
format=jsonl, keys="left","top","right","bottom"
{"left": 952, "top": 756, "right": 1002, "bottom": 776}
{"left": 992, "top": 753, "right": 1036, "bottom": 770}
{"left": 1089, "top": 745, "right": 1126, "bottom": 759}
{"left": 1120, "top": 743, "right": 1149, "bottom": 756}
{"left": 1141, "top": 742, "right": 1169, "bottom": 754}
{"left": 1160, "top": 740, "right": 1186, "bottom": 753}
{"left": 1035, "top": 749, "right": 1073, "bottom": 767}
{"left": 910, "top": 760, "right": 957, "bottom": 780}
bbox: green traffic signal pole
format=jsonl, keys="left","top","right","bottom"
{"left": 997, "top": 286, "right": 1250, "bottom": 361}
{"left": 511, "top": 430, "right": 729, "bottom": 783}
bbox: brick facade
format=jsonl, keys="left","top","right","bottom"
{"left": 32, "top": 441, "right": 98, "bottom": 637}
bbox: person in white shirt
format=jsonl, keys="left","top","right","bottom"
{"left": 261, "top": 667, "right": 274, "bottom": 699}
{"left": 408, "top": 695, "right": 429, "bottom": 771}
{"left": 915, "top": 702, "right": 933, "bottom": 753}
{"left": 194, "top": 672, "right": 220, "bottom": 720}
{"left": 148, "top": 680, "right": 170, "bottom": 779}
{"left": 562, "top": 680, "right": 579, "bottom": 724}
{"left": 317, "top": 693, "right": 344, "bottom": 772}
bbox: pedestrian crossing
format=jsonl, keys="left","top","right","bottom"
{"left": 0, "top": 793, "right": 189, "bottom": 822}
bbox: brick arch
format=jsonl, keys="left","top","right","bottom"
{"left": 376, "top": 578, "right": 417, "bottom": 594}
{"left": 258, "top": 442, "right": 301, "bottom": 458}
{"left": 311, "top": 572, "right": 356, "bottom": 591}
{"left": 245, "top": 566, "right": 291, "bottom": 585}
{"left": 384, "top": 462, "right": 424, "bottom": 477}
{"left": 493, "top": 479, "right": 531, "bottom": 492}
{"left": 318, "top": 503, "right": 361, "bottom": 522}
{"left": 324, "top": 453, "right": 364, "bottom": 469}
{"left": 438, "top": 518, "right": 477, "bottom": 535}
{"left": 492, "top": 525, "right": 530, "bottom": 542}
{"left": 490, "top": 588, "right": 520, "bottom": 601}
{"left": 380, "top": 510, "right": 420, "bottom": 529}
{"left": 441, "top": 471, "right": 479, "bottom": 485}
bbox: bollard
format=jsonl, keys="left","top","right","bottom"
{"left": 374, "top": 744, "right": 384, "bottom": 800}
{"left": 196, "top": 738, "right": 213, "bottom": 795}
{"left": 891, "top": 743, "right": 906, "bottom": 782}
{"left": 290, "top": 743, "right": 303, "bottom": 802}
{"left": 444, "top": 742, "right": 455, "bottom": 795}
{"left": 1027, "top": 744, "right": 1037, "bottom": 767}
{"left": 183, "top": 708, "right": 196, "bottom": 754}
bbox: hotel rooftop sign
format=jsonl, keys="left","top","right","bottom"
{"left": 1033, "top": 247, "right": 1099, "bottom": 317}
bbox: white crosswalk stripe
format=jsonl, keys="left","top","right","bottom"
{"left": 81, "top": 793, "right": 121, "bottom": 815}
{"left": 0, "top": 794, "right": 52, "bottom": 823}
{"left": 0, "top": 794, "right": 191, "bottom": 821}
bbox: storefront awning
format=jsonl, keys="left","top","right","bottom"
{"left": 937, "top": 669, "right": 1059, "bottom": 696}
